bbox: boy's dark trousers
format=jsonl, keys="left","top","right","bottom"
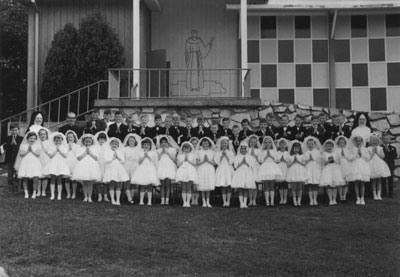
{"left": 381, "top": 167, "right": 394, "bottom": 197}
{"left": 7, "top": 164, "right": 19, "bottom": 192}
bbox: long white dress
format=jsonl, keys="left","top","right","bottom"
{"left": 17, "top": 144, "right": 43, "bottom": 178}
{"left": 157, "top": 147, "right": 177, "bottom": 180}
{"left": 103, "top": 148, "right": 130, "bottom": 183}
{"left": 97, "top": 144, "right": 108, "bottom": 182}
{"left": 286, "top": 154, "right": 308, "bottom": 183}
{"left": 42, "top": 145, "right": 70, "bottom": 177}
{"left": 275, "top": 151, "right": 289, "bottom": 182}
{"left": 39, "top": 140, "right": 51, "bottom": 177}
{"left": 258, "top": 149, "right": 283, "bottom": 181}
{"left": 123, "top": 147, "right": 141, "bottom": 179}
{"left": 336, "top": 147, "right": 355, "bottom": 182}
{"left": 347, "top": 147, "right": 371, "bottom": 182}
{"left": 319, "top": 152, "right": 345, "bottom": 187}
{"left": 72, "top": 146, "right": 102, "bottom": 182}
{"left": 196, "top": 149, "right": 215, "bottom": 191}
{"left": 231, "top": 154, "right": 256, "bottom": 189}
{"left": 214, "top": 150, "right": 235, "bottom": 187}
{"left": 304, "top": 149, "right": 322, "bottom": 185}
{"left": 176, "top": 153, "right": 198, "bottom": 183}
{"left": 368, "top": 146, "right": 391, "bottom": 179}
{"left": 130, "top": 150, "right": 160, "bottom": 186}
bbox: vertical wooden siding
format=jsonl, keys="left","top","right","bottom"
{"left": 37, "top": 0, "right": 134, "bottom": 90}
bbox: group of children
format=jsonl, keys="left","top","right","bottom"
{"left": 1, "top": 110, "right": 397, "bottom": 208}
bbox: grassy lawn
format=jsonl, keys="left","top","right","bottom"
{"left": 0, "top": 175, "right": 399, "bottom": 276}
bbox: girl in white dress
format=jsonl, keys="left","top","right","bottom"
{"left": 18, "top": 132, "right": 42, "bottom": 199}
{"left": 276, "top": 138, "right": 290, "bottom": 205}
{"left": 94, "top": 132, "right": 110, "bottom": 202}
{"left": 131, "top": 138, "right": 159, "bottom": 205}
{"left": 123, "top": 133, "right": 141, "bottom": 204}
{"left": 65, "top": 130, "right": 79, "bottom": 199}
{"left": 37, "top": 127, "right": 51, "bottom": 197}
{"left": 103, "top": 137, "right": 129, "bottom": 205}
{"left": 43, "top": 132, "right": 70, "bottom": 200}
{"left": 246, "top": 134, "right": 261, "bottom": 206}
{"left": 157, "top": 135, "right": 178, "bottom": 205}
{"left": 348, "top": 135, "right": 371, "bottom": 205}
{"left": 259, "top": 136, "right": 282, "bottom": 207}
{"left": 367, "top": 134, "right": 391, "bottom": 200}
{"left": 286, "top": 140, "right": 307, "bottom": 207}
{"left": 214, "top": 136, "right": 235, "bottom": 207}
{"left": 232, "top": 142, "right": 256, "bottom": 208}
{"left": 189, "top": 137, "right": 200, "bottom": 205}
{"left": 196, "top": 137, "right": 216, "bottom": 208}
{"left": 303, "top": 136, "right": 322, "bottom": 206}
{"left": 72, "top": 134, "right": 102, "bottom": 203}
{"left": 176, "top": 142, "right": 198, "bottom": 207}
{"left": 320, "top": 140, "right": 345, "bottom": 205}
{"left": 335, "top": 135, "right": 355, "bottom": 201}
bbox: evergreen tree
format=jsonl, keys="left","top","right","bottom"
{"left": 40, "top": 23, "right": 78, "bottom": 102}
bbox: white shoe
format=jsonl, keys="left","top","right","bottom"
{"left": 88, "top": 199, "right": 93, "bottom": 203}
{"left": 147, "top": 202, "right": 152, "bottom": 206}
{"left": 42, "top": 191, "right": 46, "bottom": 197}
{"left": 206, "top": 203, "right": 212, "bottom": 208}
{"left": 36, "top": 191, "right": 41, "bottom": 197}
{"left": 31, "top": 193, "right": 36, "bottom": 199}
{"left": 57, "top": 195, "right": 61, "bottom": 201}
{"left": 356, "top": 198, "right": 361, "bottom": 205}
{"left": 360, "top": 198, "right": 365, "bottom": 205}
{"left": 71, "top": 194, "right": 76, "bottom": 199}
{"left": 83, "top": 198, "right": 88, "bottom": 202}
{"left": 24, "top": 193, "right": 29, "bottom": 199}
{"left": 50, "top": 195, "right": 55, "bottom": 201}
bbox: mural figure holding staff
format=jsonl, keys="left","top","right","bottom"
{"left": 185, "top": 30, "right": 214, "bottom": 91}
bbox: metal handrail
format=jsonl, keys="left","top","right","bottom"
{"left": 0, "top": 80, "right": 108, "bottom": 140}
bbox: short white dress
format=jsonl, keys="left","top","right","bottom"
{"left": 97, "top": 144, "right": 108, "bottom": 181}
{"left": 319, "top": 152, "right": 345, "bottom": 187}
{"left": 130, "top": 150, "right": 160, "bottom": 186}
{"left": 176, "top": 153, "right": 198, "bottom": 184}
{"left": 196, "top": 149, "right": 216, "bottom": 191}
{"left": 248, "top": 148, "right": 261, "bottom": 182}
{"left": 71, "top": 146, "right": 102, "bottom": 182}
{"left": 66, "top": 143, "right": 80, "bottom": 175}
{"left": 286, "top": 154, "right": 308, "bottom": 183}
{"left": 214, "top": 150, "right": 235, "bottom": 187}
{"left": 368, "top": 146, "right": 391, "bottom": 179}
{"left": 39, "top": 140, "right": 51, "bottom": 177}
{"left": 42, "top": 145, "right": 70, "bottom": 177}
{"left": 103, "top": 148, "right": 130, "bottom": 183}
{"left": 17, "top": 144, "right": 43, "bottom": 178}
{"left": 347, "top": 147, "right": 371, "bottom": 182}
{"left": 231, "top": 154, "right": 256, "bottom": 189}
{"left": 275, "top": 151, "right": 289, "bottom": 182}
{"left": 157, "top": 147, "right": 177, "bottom": 180}
{"left": 258, "top": 149, "right": 283, "bottom": 181}
{"left": 304, "top": 149, "right": 322, "bottom": 185}
{"left": 123, "top": 147, "right": 140, "bottom": 179}
{"left": 336, "top": 147, "right": 355, "bottom": 182}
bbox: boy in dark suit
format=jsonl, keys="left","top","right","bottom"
{"left": 191, "top": 116, "right": 212, "bottom": 139}
{"left": 169, "top": 114, "right": 186, "bottom": 144}
{"left": 84, "top": 109, "right": 107, "bottom": 135}
{"left": 231, "top": 125, "right": 241, "bottom": 153}
{"left": 319, "top": 113, "right": 332, "bottom": 143}
{"left": 107, "top": 111, "right": 128, "bottom": 141}
{"left": 137, "top": 114, "right": 154, "bottom": 138}
{"left": 306, "top": 115, "right": 326, "bottom": 143}
{"left": 381, "top": 132, "right": 398, "bottom": 197}
{"left": 239, "top": 118, "right": 253, "bottom": 141}
{"left": 180, "top": 117, "right": 194, "bottom": 143}
{"left": 275, "top": 114, "right": 291, "bottom": 140}
{"left": 217, "top": 117, "right": 233, "bottom": 139}
{"left": 210, "top": 124, "right": 221, "bottom": 145}
{"left": 256, "top": 118, "right": 275, "bottom": 143}
{"left": 288, "top": 115, "right": 307, "bottom": 141}
{"left": 58, "top": 112, "right": 83, "bottom": 138}
{"left": 331, "top": 114, "right": 352, "bottom": 140}
{"left": 1, "top": 123, "right": 23, "bottom": 191}
{"left": 150, "top": 114, "right": 166, "bottom": 140}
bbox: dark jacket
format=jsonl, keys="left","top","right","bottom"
{"left": 2, "top": 135, "right": 23, "bottom": 165}
{"left": 217, "top": 127, "right": 233, "bottom": 140}
{"left": 58, "top": 124, "right": 83, "bottom": 138}
{"left": 320, "top": 123, "right": 333, "bottom": 143}
{"left": 275, "top": 126, "right": 291, "bottom": 140}
{"left": 256, "top": 127, "right": 276, "bottom": 143}
{"left": 107, "top": 123, "right": 128, "bottom": 141}
{"left": 288, "top": 125, "right": 307, "bottom": 141}
{"left": 84, "top": 119, "right": 107, "bottom": 135}
{"left": 191, "top": 126, "right": 212, "bottom": 139}
{"left": 382, "top": 144, "right": 398, "bottom": 170}
{"left": 169, "top": 125, "right": 186, "bottom": 144}
{"left": 331, "top": 124, "right": 352, "bottom": 140}
{"left": 238, "top": 129, "right": 253, "bottom": 141}
{"left": 136, "top": 126, "right": 155, "bottom": 139}
{"left": 306, "top": 126, "right": 326, "bottom": 143}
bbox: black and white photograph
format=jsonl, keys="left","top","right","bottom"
{"left": 0, "top": 0, "right": 399, "bottom": 276}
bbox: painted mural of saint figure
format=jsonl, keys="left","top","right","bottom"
{"left": 185, "top": 30, "right": 214, "bottom": 91}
